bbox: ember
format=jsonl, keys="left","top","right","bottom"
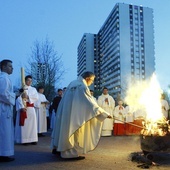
{"left": 141, "top": 119, "right": 170, "bottom": 136}
{"left": 125, "top": 74, "right": 169, "bottom": 137}
{"left": 125, "top": 74, "right": 170, "bottom": 168}
{"left": 140, "top": 120, "right": 170, "bottom": 154}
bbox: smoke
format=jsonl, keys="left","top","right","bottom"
{"left": 124, "top": 73, "right": 163, "bottom": 121}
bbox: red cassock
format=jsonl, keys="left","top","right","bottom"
{"left": 132, "top": 119, "right": 144, "bottom": 135}
{"left": 125, "top": 123, "right": 134, "bottom": 135}
{"left": 113, "top": 123, "right": 125, "bottom": 135}
{"left": 113, "top": 106, "right": 125, "bottom": 136}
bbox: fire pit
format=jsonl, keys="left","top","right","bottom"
{"left": 141, "top": 135, "right": 170, "bottom": 153}
{"left": 140, "top": 120, "right": 170, "bottom": 154}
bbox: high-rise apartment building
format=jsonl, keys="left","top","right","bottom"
{"left": 77, "top": 3, "right": 155, "bottom": 99}
{"left": 77, "top": 33, "right": 96, "bottom": 75}
{"left": 77, "top": 33, "right": 99, "bottom": 90}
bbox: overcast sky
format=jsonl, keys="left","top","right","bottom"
{"left": 0, "top": 0, "right": 170, "bottom": 90}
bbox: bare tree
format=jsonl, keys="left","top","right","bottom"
{"left": 26, "top": 38, "right": 65, "bottom": 101}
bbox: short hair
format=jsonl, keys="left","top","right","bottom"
{"left": 37, "top": 86, "right": 44, "bottom": 91}
{"left": 102, "top": 87, "right": 108, "bottom": 91}
{"left": 118, "top": 99, "right": 123, "bottom": 103}
{"left": 0, "top": 59, "right": 12, "bottom": 70}
{"left": 90, "top": 89, "right": 94, "bottom": 92}
{"left": 58, "top": 89, "right": 63, "bottom": 92}
{"left": 81, "top": 71, "right": 95, "bottom": 79}
{"left": 25, "top": 75, "right": 32, "bottom": 81}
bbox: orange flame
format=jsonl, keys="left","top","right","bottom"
{"left": 125, "top": 73, "right": 169, "bottom": 136}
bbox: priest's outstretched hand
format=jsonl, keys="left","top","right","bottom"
{"left": 107, "top": 115, "right": 112, "bottom": 119}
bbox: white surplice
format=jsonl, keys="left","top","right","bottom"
{"left": 51, "top": 76, "right": 110, "bottom": 158}
{"left": 161, "top": 99, "right": 169, "bottom": 119}
{"left": 133, "top": 109, "right": 146, "bottom": 120}
{"left": 34, "top": 93, "right": 48, "bottom": 133}
{"left": 97, "top": 94, "right": 115, "bottom": 136}
{"left": 114, "top": 105, "right": 126, "bottom": 123}
{"left": 15, "top": 85, "right": 38, "bottom": 143}
{"left": 125, "top": 105, "right": 134, "bottom": 123}
{"left": 0, "top": 72, "right": 16, "bottom": 156}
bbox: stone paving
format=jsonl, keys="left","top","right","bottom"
{"left": 0, "top": 131, "right": 170, "bottom": 170}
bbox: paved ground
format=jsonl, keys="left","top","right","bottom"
{"left": 0, "top": 131, "right": 170, "bottom": 170}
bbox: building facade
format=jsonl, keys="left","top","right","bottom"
{"left": 77, "top": 33, "right": 98, "bottom": 90}
{"left": 77, "top": 3, "right": 155, "bottom": 99}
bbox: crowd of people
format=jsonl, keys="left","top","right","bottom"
{"left": 94, "top": 88, "right": 170, "bottom": 137}
{"left": 0, "top": 59, "right": 66, "bottom": 162}
{"left": 0, "top": 59, "right": 169, "bottom": 162}
{"left": 94, "top": 87, "right": 146, "bottom": 136}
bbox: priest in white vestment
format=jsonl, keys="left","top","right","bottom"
{"left": 0, "top": 59, "right": 16, "bottom": 162}
{"left": 51, "top": 71, "right": 112, "bottom": 160}
{"left": 15, "top": 75, "right": 39, "bottom": 145}
{"left": 98, "top": 87, "right": 115, "bottom": 136}
{"left": 34, "top": 86, "right": 49, "bottom": 136}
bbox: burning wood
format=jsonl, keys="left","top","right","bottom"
{"left": 124, "top": 74, "right": 170, "bottom": 137}
{"left": 140, "top": 118, "right": 170, "bottom": 153}
{"left": 124, "top": 74, "right": 170, "bottom": 167}
{"left": 141, "top": 119, "right": 170, "bottom": 136}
